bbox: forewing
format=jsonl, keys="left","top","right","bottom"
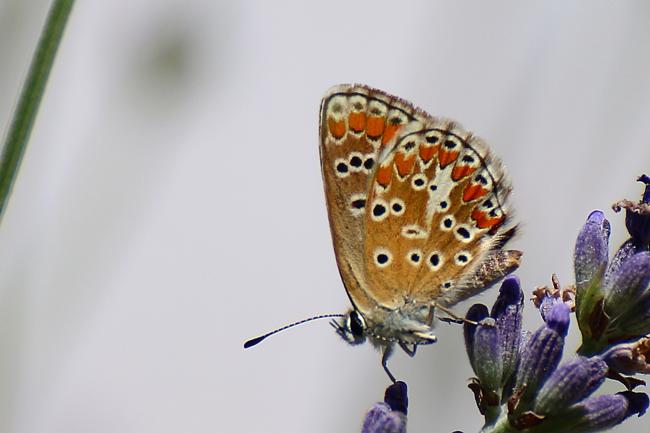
{"left": 319, "top": 84, "right": 425, "bottom": 311}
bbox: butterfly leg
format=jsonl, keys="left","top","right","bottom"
{"left": 434, "top": 303, "right": 478, "bottom": 326}
{"left": 399, "top": 341, "right": 417, "bottom": 357}
{"left": 381, "top": 345, "right": 397, "bottom": 383}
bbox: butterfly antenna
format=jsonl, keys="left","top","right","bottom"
{"left": 244, "top": 314, "right": 345, "bottom": 349}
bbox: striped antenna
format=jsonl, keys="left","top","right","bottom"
{"left": 244, "top": 314, "right": 345, "bottom": 348}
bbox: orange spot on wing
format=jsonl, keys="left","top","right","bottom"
{"left": 348, "top": 112, "right": 366, "bottom": 133}
{"left": 376, "top": 164, "right": 392, "bottom": 187}
{"left": 381, "top": 123, "right": 402, "bottom": 145}
{"left": 452, "top": 165, "right": 477, "bottom": 181}
{"left": 438, "top": 149, "right": 459, "bottom": 168}
{"left": 395, "top": 153, "right": 415, "bottom": 178}
{"left": 419, "top": 144, "right": 438, "bottom": 163}
{"left": 463, "top": 184, "right": 489, "bottom": 202}
{"left": 472, "top": 209, "right": 505, "bottom": 230}
{"left": 471, "top": 209, "right": 490, "bottom": 228}
{"left": 366, "top": 116, "right": 385, "bottom": 139}
{"left": 328, "top": 118, "right": 346, "bottom": 139}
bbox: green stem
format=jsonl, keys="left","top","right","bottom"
{"left": 0, "top": 0, "right": 75, "bottom": 223}
{"left": 483, "top": 405, "right": 502, "bottom": 427}
{"left": 481, "top": 414, "right": 515, "bottom": 433}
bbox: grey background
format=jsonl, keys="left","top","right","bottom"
{"left": 1, "top": 1, "right": 650, "bottom": 432}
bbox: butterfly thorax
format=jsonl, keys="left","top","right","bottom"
{"left": 366, "top": 303, "right": 436, "bottom": 345}
{"left": 334, "top": 301, "right": 436, "bottom": 347}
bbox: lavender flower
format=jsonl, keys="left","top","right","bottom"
{"left": 361, "top": 381, "right": 407, "bottom": 433}
{"left": 512, "top": 302, "right": 568, "bottom": 409}
{"left": 357, "top": 177, "right": 650, "bottom": 433}
{"left": 491, "top": 276, "right": 524, "bottom": 384}
{"left": 574, "top": 175, "right": 650, "bottom": 355}
{"left": 464, "top": 276, "right": 648, "bottom": 433}
{"left": 525, "top": 392, "right": 649, "bottom": 433}
{"left": 533, "top": 356, "right": 607, "bottom": 416}
{"left": 464, "top": 276, "right": 523, "bottom": 418}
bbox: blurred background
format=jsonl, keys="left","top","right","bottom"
{"left": 1, "top": 1, "right": 650, "bottom": 432}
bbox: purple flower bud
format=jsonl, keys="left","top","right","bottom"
{"left": 473, "top": 318, "right": 502, "bottom": 393}
{"left": 491, "top": 275, "right": 524, "bottom": 318}
{"left": 603, "top": 337, "right": 650, "bottom": 375}
{"left": 361, "top": 403, "right": 406, "bottom": 433}
{"left": 534, "top": 357, "right": 608, "bottom": 416}
{"left": 515, "top": 304, "right": 567, "bottom": 404}
{"left": 522, "top": 392, "right": 648, "bottom": 433}
{"left": 361, "top": 382, "right": 408, "bottom": 433}
{"left": 491, "top": 276, "right": 523, "bottom": 384}
{"left": 545, "top": 302, "right": 570, "bottom": 337}
{"left": 605, "top": 239, "right": 646, "bottom": 283}
{"left": 642, "top": 174, "right": 650, "bottom": 203}
{"left": 538, "top": 295, "right": 562, "bottom": 323}
{"left": 384, "top": 381, "right": 408, "bottom": 415}
{"left": 574, "top": 211, "right": 610, "bottom": 295}
{"left": 568, "top": 392, "right": 649, "bottom": 432}
{"left": 464, "top": 303, "right": 489, "bottom": 370}
{"left": 519, "top": 330, "right": 531, "bottom": 355}
{"left": 604, "top": 251, "right": 650, "bottom": 318}
{"left": 623, "top": 175, "right": 650, "bottom": 245}
{"left": 619, "top": 390, "right": 650, "bottom": 418}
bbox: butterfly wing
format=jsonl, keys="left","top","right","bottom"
{"left": 363, "top": 107, "right": 520, "bottom": 308}
{"left": 319, "top": 85, "right": 426, "bottom": 311}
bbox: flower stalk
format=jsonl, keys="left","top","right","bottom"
{"left": 0, "top": 0, "right": 75, "bottom": 223}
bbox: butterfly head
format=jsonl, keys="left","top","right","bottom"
{"left": 331, "top": 309, "right": 367, "bottom": 345}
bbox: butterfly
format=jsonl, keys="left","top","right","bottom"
{"left": 244, "top": 84, "right": 521, "bottom": 382}
{"left": 319, "top": 84, "right": 521, "bottom": 381}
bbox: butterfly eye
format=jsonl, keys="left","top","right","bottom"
{"left": 349, "top": 310, "right": 366, "bottom": 337}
